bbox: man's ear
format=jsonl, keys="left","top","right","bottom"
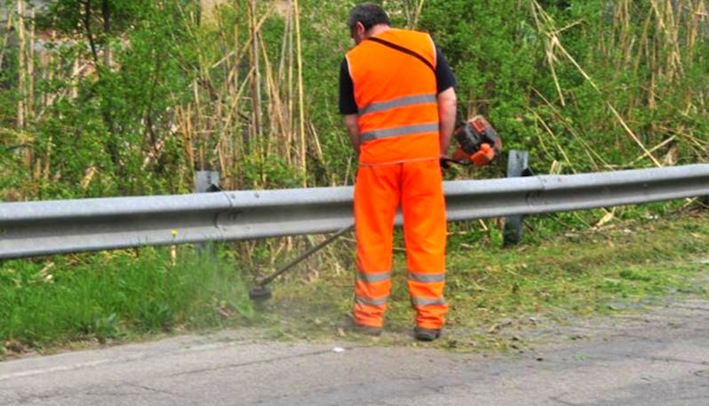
{"left": 354, "top": 22, "right": 366, "bottom": 40}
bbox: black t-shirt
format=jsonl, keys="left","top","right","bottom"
{"left": 338, "top": 45, "right": 456, "bottom": 115}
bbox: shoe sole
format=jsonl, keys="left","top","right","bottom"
{"left": 414, "top": 328, "right": 441, "bottom": 342}
{"left": 345, "top": 318, "right": 382, "bottom": 337}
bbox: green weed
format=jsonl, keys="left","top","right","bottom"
{"left": 0, "top": 245, "right": 254, "bottom": 355}
{"left": 1, "top": 209, "right": 706, "bottom": 356}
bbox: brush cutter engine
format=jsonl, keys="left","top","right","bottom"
{"left": 451, "top": 115, "right": 502, "bottom": 167}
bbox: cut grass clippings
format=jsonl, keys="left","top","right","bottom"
{"left": 267, "top": 207, "right": 708, "bottom": 351}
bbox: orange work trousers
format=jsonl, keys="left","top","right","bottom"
{"left": 353, "top": 159, "right": 448, "bottom": 330}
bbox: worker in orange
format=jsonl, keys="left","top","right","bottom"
{"left": 338, "top": 3, "right": 457, "bottom": 341}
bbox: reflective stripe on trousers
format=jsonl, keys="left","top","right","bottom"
{"left": 353, "top": 159, "right": 448, "bottom": 330}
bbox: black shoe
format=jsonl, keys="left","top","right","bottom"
{"left": 352, "top": 323, "right": 382, "bottom": 337}
{"left": 414, "top": 327, "right": 441, "bottom": 342}
{"left": 344, "top": 317, "right": 382, "bottom": 337}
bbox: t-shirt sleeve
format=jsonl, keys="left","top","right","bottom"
{"left": 338, "top": 58, "right": 358, "bottom": 115}
{"left": 435, "top": 46, "right": 456, "bottom": 94}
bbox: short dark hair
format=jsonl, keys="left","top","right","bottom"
{"left": 347, "top": 3, "right": 390, "bottom": 31}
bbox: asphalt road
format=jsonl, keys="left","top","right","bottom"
{"left": 1, "top": 299, "right": 708, "bottom": 406}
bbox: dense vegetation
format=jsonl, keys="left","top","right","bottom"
{"left": 1, "top": 0, "right": 706, "bottom": 199}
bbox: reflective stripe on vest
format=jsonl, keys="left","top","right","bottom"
{"left": 361, "top": 122, "right": 440, "bottom": 142}
{"left": 358, "top": 93, "right": 437, "bottom": 117}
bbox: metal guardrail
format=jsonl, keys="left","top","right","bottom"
{"left": 1, "top": 164, "right": 708, "bottom": 259}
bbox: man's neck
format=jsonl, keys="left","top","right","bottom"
{"left": 366, "top": 24, "right": 390, "bottom": 39}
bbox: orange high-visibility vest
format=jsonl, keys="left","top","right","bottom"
{"left": 345, "top": 29, "right": 440, "bottom": 165}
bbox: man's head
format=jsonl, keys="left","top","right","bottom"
{"left": 348, "top": 3, "right": 390, "bottom": 45}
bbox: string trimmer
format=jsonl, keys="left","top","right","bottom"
{"left": 248, "top": 224, "right": 355, "bottom": 302}
{"left": 248, "top": 115, "right": 502, "bottom": 302}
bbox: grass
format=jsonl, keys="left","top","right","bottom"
{"left": 0, "top": 246, "right": 255, "bottom": 358}
{"left": 266, "top": 205, "right": 708, "bottom": 351}
{"left": 0, "top": 205, "right": 707, "bottom": 358}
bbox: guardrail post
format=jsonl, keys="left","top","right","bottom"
{"left": 703, "top": 147, "right": 709, "bottom": 205}
{"left": 701, "top": 144, "right": 709, "bottom": 206}
{"left": 194, "top": 171, "right": 221, "bottom": 255}
{"left": 195, "top": 171, "right": 221, "bottom": 193}
{"left": 503, "top": 150, "right": 531, "bottom": 247}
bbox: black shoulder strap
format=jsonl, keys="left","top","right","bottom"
{"left": 366, "top": 37, "right": 436, "bottom": 74}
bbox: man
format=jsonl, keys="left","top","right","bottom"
{"left": 338, "top": 3, "right": 457, "bottom": 341}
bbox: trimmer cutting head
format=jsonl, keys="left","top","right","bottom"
{"left": 248, "top": 286, "right": 273, "bottom": 302}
